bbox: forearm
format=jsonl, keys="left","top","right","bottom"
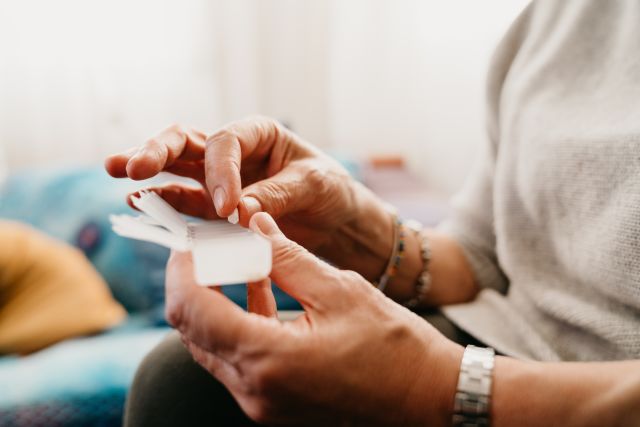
{"left": 316, "top": 182, "right": 478, "bottom": 306}
{"left": 492, "top": 357, "right": 640, "bottom": 427}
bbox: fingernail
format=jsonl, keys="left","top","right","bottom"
{"left": 241, "top": 196, "right": 262, "bottom": 217}
{"left": 252, "top": 213, "right": 280, "bottom": 237}
{"left": 213, "top": 187, "right": 226, "bottom": 215}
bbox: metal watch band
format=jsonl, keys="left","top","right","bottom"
{"left": 453, "top": 345, "right": 495, "bottom": 427}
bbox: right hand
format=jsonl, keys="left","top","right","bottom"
{"left": 105, "top": 116, "right": 365, "bottom": 251}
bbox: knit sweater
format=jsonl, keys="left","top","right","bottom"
{"left": 439, "top": 0, "right": 640, "bottom": 362}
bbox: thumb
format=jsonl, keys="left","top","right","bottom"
{"left": 238, "top": 167, "right": 310, "bottom": 225}
{"left": 249, "top": 212, "right": 338, "bottom": 309}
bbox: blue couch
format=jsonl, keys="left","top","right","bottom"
{"left": 0, "top": 167, "right": 300, "bottom": 427}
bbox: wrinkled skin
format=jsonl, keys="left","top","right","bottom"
{"left": 106, "top": 118, "right": 461, "bottom": 426}
{"left": 105, "top": 117, "right": 359, "bottom": 251}
{"left": 165, "top": 213, "right": 460, "bottom": 426}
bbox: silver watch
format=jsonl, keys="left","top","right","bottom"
{"left": 453, "top": 345, "right": 495, "bottom": 427}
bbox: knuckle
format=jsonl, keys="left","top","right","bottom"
{"left": 164, "top": 299, "right": 183, "bottom": 328}
{"left": 265, "top": 117, "right": 283, "bottom": 134}
{"left": 305, "top": 167, "right": 325, "bottom": 186}
{"left": 207, "top": 127, "right": 239, "bottom": 146}
{"left": 305, "top": 167, "right": 333, "bottom": 198}
{"left": 211, "top": 158, "right": 240, "bottom": 177}
{"left": 205, "top": 162, "right": 240, "bottom": 192}
{"left": 144, "top": 138, "right": 161, "bottom": 151}
{"left": 255, "top": 180, "right": 290, "bottom": 214}
{"left": 247, "top": 115, "right": 282, "bottom": 144}
{"left": 272, "top": 238, "right": 306, "bottom": 266}
{"left": 165, "top": 123, "right": 184, "bottom": 135}
{"left": 143, "top": 139, "right": 168, "bottom": 162}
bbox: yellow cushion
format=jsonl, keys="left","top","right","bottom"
{"left": 0, "top": 221, "right": 126, "bottom": 354}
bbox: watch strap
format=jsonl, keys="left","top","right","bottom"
{"left": 453, "top": 345, "right": 495, "bottom": 427}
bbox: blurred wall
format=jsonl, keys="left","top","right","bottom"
{"left": 0, "top": 0, "right": 221, "bottom": 169}
{"left": 326, "top": 0, "right": 529, "bottom": 195}
{"left": 0, "top": 0, "right": 529, "bottom": 197}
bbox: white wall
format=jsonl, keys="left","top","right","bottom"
{"left": 211, "top": 1, "right": 332, "bottom": 146}
{"left": 0, "top": 0, "right": 529, "bottom": 197}
{"left": 326, "top": 0, "right": 529, "bottom": 195}
{"left": 0, "top": 0, "right": 220, "bottom": 167}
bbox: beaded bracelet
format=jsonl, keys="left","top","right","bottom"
{"left": 375, "top": 216, "right": 406, "bottom": 292}
{"left": 402, "top": 223, "right": 432, "bottom": 308}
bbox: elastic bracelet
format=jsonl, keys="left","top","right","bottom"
{"left": 402, "top": 223, "right": 432, "bottom": 308}
{"left": 375, "top": 216, "right": 405, "bottom": 292}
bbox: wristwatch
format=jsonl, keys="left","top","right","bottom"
{"left": 453, "top": 345, "right": 495, "bottom": 427}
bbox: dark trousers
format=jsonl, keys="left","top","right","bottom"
{"left": 124, "top": 310, "right": 484, "bottom": 427}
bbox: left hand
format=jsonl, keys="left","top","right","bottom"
{"left": 165, "top": 212, "right": 463, "bottom": 426}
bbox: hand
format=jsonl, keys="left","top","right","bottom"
{"left": 104, "top": 117, "right": 365, "bottom": 252}
{"left": 165, "top": 212, "right": 463, "bottom": 426}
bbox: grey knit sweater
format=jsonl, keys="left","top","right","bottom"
{"left": 439, "top": 0, "right": 640, "bottom": 362}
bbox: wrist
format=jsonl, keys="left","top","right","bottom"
{"left": 405, "top": 338, "right": 464, "bottom": 427}
{"left": 491, "top": 357, "right": 635, "bottom": 427}
{"left": 317, "top": 181, "right": 395, "bottom": 280}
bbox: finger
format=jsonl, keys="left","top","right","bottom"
{"left": 106, "top": 125, "right": 206, "bottom": 180}
{"left": 247, "top": 278, "right": 277, "bottom": 318}
{"left": 180, "top": 335, "right": 244, "bottom": 392}
{"left": 237, "top": 195, "right": 263, "bottom": 227}
{"left": 249, "top": 212, "right": 341, "bottom": 309}
{"left": 236, "top": 165, "right": 311, "bottom": 226}
{"left": 164, "top": 160, "right": 206, "bottom": 185}
{"left": 104, "top": 147, "right": 139, "bottom": 178}
{"left": 204, "top": 117, "right": 284, "bottom": 218}
{"left": 127, "top": 126, "right": 206, "bottom": 180}
{"left": 127, "top": 184, "right": 218, "bottom": 219}
{"left": 165, "top": 251, "right": 276, "bottom": 353}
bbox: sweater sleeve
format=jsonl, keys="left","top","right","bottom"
{"left": 436, "top": 4, "right": 533, "bottom": 294}
{"left": 437, "top": 141, "right": 509, "bottom": 293}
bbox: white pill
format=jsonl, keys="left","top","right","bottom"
{"left": 227, "top": 208, "right": 239, "bottom": 224}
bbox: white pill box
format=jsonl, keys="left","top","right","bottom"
{"left": 110, "top": 191, "right": 271, "bottom": 286}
